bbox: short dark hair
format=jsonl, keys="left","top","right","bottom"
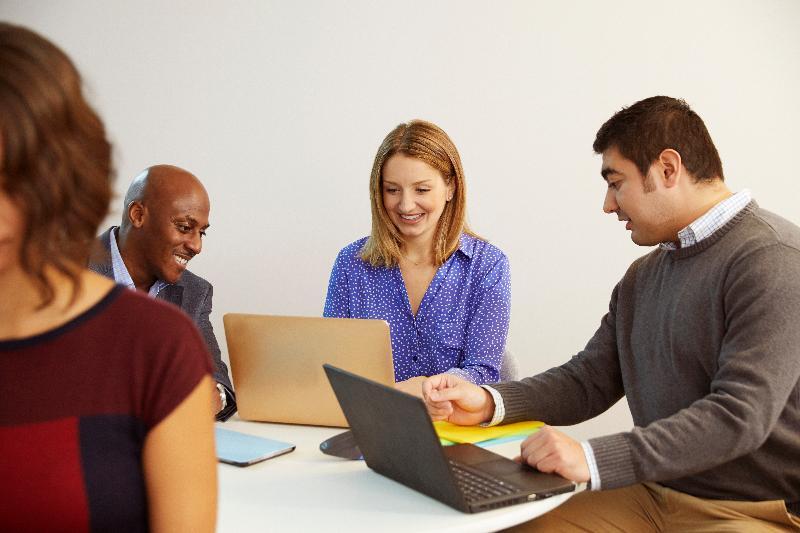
{"left": 593, "top": 96, "right": 724, "bottom": 182}
{"left": 0, "top": 23, "right": 113, "bottom": 305}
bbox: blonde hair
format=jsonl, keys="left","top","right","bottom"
{"left": 360, "top": 120, "right": 478, "bottom": 267}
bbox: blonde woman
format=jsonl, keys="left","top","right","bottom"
{"left": 324, "top": 120, "right": 510, "bottom": 396}
{"left": 0, "top": 24, "right": 216, "bottom": 532}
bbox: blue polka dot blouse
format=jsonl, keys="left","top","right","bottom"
{"left": 323, "top": 234, "right": 511, "bottom": 384}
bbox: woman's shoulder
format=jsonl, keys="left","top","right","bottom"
{"left": 460, "top": 233, "right": 508, "bottom": 264}
{"left": 335, "top": 236, "right": 370, "bottom": 263}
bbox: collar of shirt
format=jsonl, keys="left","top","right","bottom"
{"left": 660, "top": 189, "right": 752, "bottom": 251}
{"left": 457, "top": 233, "right": 476, "bottom": 259}
{"left": 109, "top": 227, "right": 170, "bottom": 298}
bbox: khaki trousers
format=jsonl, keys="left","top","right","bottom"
{"left": 504, "top": 483, "right": 800, "bottom": 532}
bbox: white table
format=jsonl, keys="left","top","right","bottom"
{"left": 217, "top": 417, "right": 573, "bottom": 532}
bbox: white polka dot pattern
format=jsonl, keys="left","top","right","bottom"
{"left": 323, "top": 234, "right": 511, "bottom": 384}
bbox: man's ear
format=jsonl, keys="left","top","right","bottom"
{"left": 127, "top": 201, "right": 146, "bottom": 228}
{"left": 658, "top": 149, "right": 682, "bottom": 188}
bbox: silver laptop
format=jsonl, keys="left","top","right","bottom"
{"left": 223, "top": 314, "right": 394, "bottom": 427}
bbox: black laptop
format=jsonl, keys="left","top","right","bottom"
{"left": 323, "top": 364, "right": 575, "bottom": 513}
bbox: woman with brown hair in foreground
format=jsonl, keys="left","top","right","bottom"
{"left": 0, "top": 23, "right": 216, "bottom": 532}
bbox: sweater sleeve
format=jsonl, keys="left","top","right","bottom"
{"left": 590, "top": 243, "right": 800, "bottom": 490}
{"left": 492, "top": 283, "right": 625, "bottom": 425}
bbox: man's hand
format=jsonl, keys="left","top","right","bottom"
{"left": 394, "top": 376, "right": 427, "bottom": 398}
{"left": 212, "top": 388, "right": 223, "bottom": 415}
{"left": 516, "top": 425, "right": 590, "bottom": 483}
{"left": 421, "top": 373, "right": 495, "bottom": 426}
{"left": 211, "top": 383, "right": 222, "bottom": 418}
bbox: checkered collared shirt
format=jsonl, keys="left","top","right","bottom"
{"left": 660, "top": 190, "right": 752, "bottom": 250}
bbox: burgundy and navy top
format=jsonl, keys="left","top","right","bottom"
{"left": 0, "top": 286, "right": 212, "bottom": 532}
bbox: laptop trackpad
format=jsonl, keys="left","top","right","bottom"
{"left": 482, "top": 459, "right": 576, "bottom": 493}
{"left": 445, "top": 445, "right": 574, "bottom": 494}
{"left": 481, "top": 458, "right": 528, "bottom": 476}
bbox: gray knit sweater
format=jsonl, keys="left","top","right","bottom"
{"left": 493, "top": 201, "right": 800, "bottom": 502}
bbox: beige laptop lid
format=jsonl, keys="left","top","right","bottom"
{"left": 223, "top": 314, "right": 395, "bottom": 427}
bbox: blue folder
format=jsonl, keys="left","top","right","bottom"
{"left": 215, "top": 428, "right": 295, "bottom": 466}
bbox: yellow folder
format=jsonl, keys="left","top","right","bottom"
{"left": 433, "top": 420, "right": 544, "bottom": 444}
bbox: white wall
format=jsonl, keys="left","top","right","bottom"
{"left": 3, "top": 0, "right": 799, "bottom": 440}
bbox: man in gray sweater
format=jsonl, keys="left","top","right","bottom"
{"left": 423, "top": 96, "right": 800, "bottom": 530}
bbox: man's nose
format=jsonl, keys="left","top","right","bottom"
{"left": 186, "top": 232, "right": 202, "bottom": 255}
{"left": 603, "top": 187, "right": 618, "bottom": 214}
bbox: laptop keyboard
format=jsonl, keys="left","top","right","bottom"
{"left": 449, "top": 460, "right": 520, "bottom": 502}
